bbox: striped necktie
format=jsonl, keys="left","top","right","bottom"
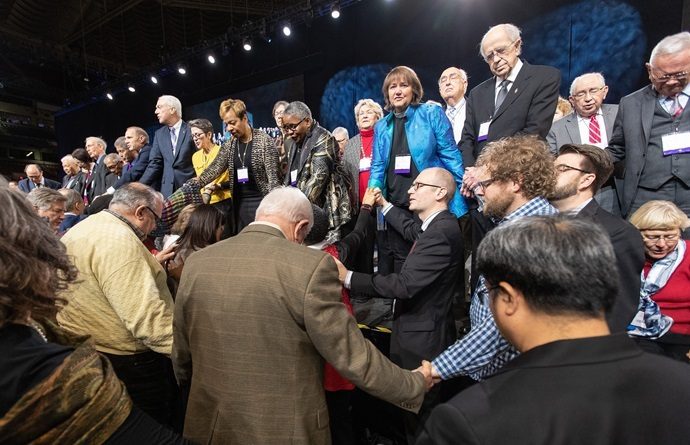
{"left": 588, "top": 115, "right": 601, "bottom": 144}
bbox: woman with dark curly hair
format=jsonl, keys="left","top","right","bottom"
{"left": 0, "top": 180, "right": 188, "bottom": 444}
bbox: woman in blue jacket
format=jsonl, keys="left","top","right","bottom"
{"left": 369, "top": 65, "right": 467, "bottom": 273}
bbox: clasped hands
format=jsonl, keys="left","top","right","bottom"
{"left": 412, "top": 360, "right": 443, "bottom": 392}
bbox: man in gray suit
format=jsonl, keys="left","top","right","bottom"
{"left": 547, "top": 72, "right": 620, "bottom": 214}
{"left": 608, "top": 31, "right": 690, "bottom": 217}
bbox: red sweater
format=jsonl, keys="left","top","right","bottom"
{"left": 358, "top": 128, "right": 374, "bottom": 204}
{"left": 643, "top": 240, "right": 690, "bottom": 335}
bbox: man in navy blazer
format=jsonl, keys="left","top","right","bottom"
{"left": 18, "top": 164, "right": 61, "bottom": 193}
{"left": 107, "top": 126, "right": 154, "bottom": 192}
{"left": 418, "top": 217, "right": 690, "bottom": 445}
{"left": 139, "top": 95, "right": 195, "bottom": 197}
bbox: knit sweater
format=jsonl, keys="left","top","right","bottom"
{"left": 58, "top": 211, "right": 174, "bottom": 355}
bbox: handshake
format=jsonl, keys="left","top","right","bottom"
{"left": 413, "top": 360, "right": 443, "bottom": 391}
{"left": 361, "top": 187, "right": 386, "bottom": 208}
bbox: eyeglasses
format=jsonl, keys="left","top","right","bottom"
{"left": 357, "top": 109, "right": 377, "bottom": 117}
{"left": 411, "top": 181, "right": 445, "bottom": 191}
{"left": 649, "top": 66, "right": 689, "bottom": 83}
{"left": 191, "top": 132, "right": 207, "bottom": 140}
{"left": 572, "top": 87, "right": 605, "bottom": 100}
{"left": 144, "top": 206, "right": 162, "bottom": 225}
{"left": 476, "top": 178, "right": 496, "bottom": 191}
{"left": 282, "top": 117, "right": 307, "bottom": 132}
{"left": 641, "top": 233, "right": 680, "bottom": 243}
{"left": 336, "top": 138, "right": 348, "bottom": 144}
{"left": 438, "top": 73, "right": 465, "bottom": 85}
{"left": 483, "top": 40, "right": 518, "bottom": 62}
{"left": 555, "top": 164, "right": 591, "bottom": 174}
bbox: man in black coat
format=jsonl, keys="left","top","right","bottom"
{"left": 335, "top": 167, "right": 463, "bottom": 442}
{"left": 107, "top": 126, "right": 154, "bottom": 192}
{"left": 18, "top": 164, "right": 61, "bottom": 193}
{"left": 418, "top": 216, "right": 690, "bottom": 445}
{"left": 550, "top": 143, "right": 645, "bottom": 332}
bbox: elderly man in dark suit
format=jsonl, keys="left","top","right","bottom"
{"left": 418, "top": 216, "right": 690, "bottom": 445}
{"left": 608, "top": 31, "right": 690, "bottom": 218}
{"left": 336, "top": 167, "right": 463, "bottom": 442}
{"left": 18, "top": 164, "right": 61, "bottom": 193}
{"left": 550, "top": 143, "right": 644, "bottom": 332}
{"left": 107, "top": 126, "right": 153, "bottom": 192}
{"left": 548, "top": 73, "right": 621, "bottom": 215}
{"left": 82, "top": 136, "right": 112, "bottom": 203}
{"left": 139, "top": 95, "right": 195, "bottom": 198}
{"left": 173, "top": 187, "right": 431, "bottom": 445}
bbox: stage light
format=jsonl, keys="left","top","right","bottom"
{"left": 243, "top": 38, "right": 252, "bottom": 52}
{"left": 207, "top": 54, "right": 216, "bottom": 64}
{"left": 331, "top": 3, "right": 341, "bottom": 19}
{"left": 177, "top": 66, "right": 187, "bottom": 75}
{"left": 128, "top": 85, "right": 136, "bottom": 93}
{"left": 106, "top": 92, "right": 114, "bottom": 100}
{"left": 282, "top": 23, "right": 292, "bottom": 36}
{"left": 150, "top": 75, "right": 158, "bottom": 84}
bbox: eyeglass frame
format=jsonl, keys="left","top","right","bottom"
{"left": 647, "top": 65, "right": 689, "bottom": 83}
{"left": 282, "top": 117, "right": 307, "bottom": 132}
{"left": 438, "top": 72, "right": 465, "bottom": 85}
{"left": 555, "top": 164, "right": 592, "bottom": 174}
{"left": 144, "top": 206, "right": 162, "bottom": 225}
{"left": 640, "top": 232, "right": 681, "bottom": 243}
{"left": 483, "top": 40, "right": 519, "bottom": 63}
{"left": 191, "top": 131, "right": 208, "bottom": 140}
{"left": 410, "top": 181, "right": 446, "bottom": 192}
{"left": 571, "top": 86, "right": 606, "bottom": 100}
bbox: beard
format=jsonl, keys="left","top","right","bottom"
{"left": 483, "top": 193, "right": 513, "bottom": 220}
{"left": 550, "top": 179, "right": 579, "bottom": 202}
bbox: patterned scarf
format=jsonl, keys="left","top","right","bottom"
{"left": 627, "top": 241, "right": 683, "bottom": 338}
{"left": 0, "top": 321, "right": 132, "bottom": 444}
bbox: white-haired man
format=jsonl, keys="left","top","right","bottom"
{"left": 438, "top": 67, "right": 469, "bottom": 143}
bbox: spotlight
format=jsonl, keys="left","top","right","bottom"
{"left": 282, "top": 23, "right": 292, "bottom": 37}
{"left": 242, "top": 38, "right": 252, "bottom": 52}
{"left": 106, "top": 92, "right": 114, "bottom": 100}
{"left": 207, "top": 54, "right": 216, "bottom": 64}
{"left": 150, "top": 75, "right": 158, "bottom": 84}
{"left": 128, "top": 85, "right": 136, "bottom": 93}
{"left": 177, "top": 65, "right": 187, "bottom": 75}
{"left": 330, "top": 3, "right": 341, "bottom": 19}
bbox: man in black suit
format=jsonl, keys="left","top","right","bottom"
{"left": 139, "top": 95, "right": 195, "bottom": 198}
{"left": 336, "top": 167, "right": 462, "bottom": 441}
{"left": 550, "top": 143, "right": 645, "bottom": 332}
{"left": 418, "top": 216, "right": 690, "bottom": 445}
{"left": 83, "top": 136, "right": 111, "bottom": 203}
{"left": 17, "top": 164, "right": 61, "bottom": 193}
{"left": 106, "top": 126, "right": 154, "bottom": 193}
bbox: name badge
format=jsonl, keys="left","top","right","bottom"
{"left": 290, "top": 169, "right": 298, "bottom": 186}
{"left": 394, "top": 155, "right": 411, "bottom": 174}
{"left": 662, "top": 131, "right": 690, "bottom": 156}
{"left": 478, "top": 121, "right": 490, "bottom": 142}
{"left": 237, "top": 167, "right": 249, "bottom": 183}
{"left": 359, "top": 157, "right": 372, "bottom": 172}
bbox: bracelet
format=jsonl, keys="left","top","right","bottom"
{"left": 360, "top": 204, "right": 373, "bottom": 213}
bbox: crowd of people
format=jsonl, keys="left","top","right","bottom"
{"left": 2, "top": 22, "right": 690, "bottom": 445}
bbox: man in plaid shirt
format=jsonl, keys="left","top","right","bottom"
{"left": 432, "top": 135, "right": 559, "bottom": 382}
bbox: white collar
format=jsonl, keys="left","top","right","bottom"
{"left": 421, "top": 209, "right": 445, "bottom": 232}
{"left": 496, "top": 58, "right": 523, "bottom": 85}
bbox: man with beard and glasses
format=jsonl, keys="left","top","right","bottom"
{"left": 550, "top": 143, "right": 645, "bottom": 332}
{"left": 429, "top": 135, "right": 557, "bottom": 384}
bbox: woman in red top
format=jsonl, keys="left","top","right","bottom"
{"left": 629, "top": 200, "right": 690, "bottom": 363}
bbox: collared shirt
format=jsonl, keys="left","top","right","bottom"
{"left": 494, "top": 59, "right": 523, "bottom": 103}
{"left": 657, "top": 83, "right": 690, "bottom": 112}
{"left": 104, "top": 209, "right": 146, "bottom": 241}
{"left": 445, "top": 98, "right": 467, "bottom": 143}
{"left": 432, "top": 196, "right": 558, "bottom": 381}
{"left": 576, "top": 111, "right": 608, "bottom": 148}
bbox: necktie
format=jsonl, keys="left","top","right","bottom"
{"left": 669, "top": 94, "right": 684, "bottom": 118}
{"left": 495, "top": 80, "right": 510, "bottom": 111}
{"left": 170, "top": 127, "right": 178, "bottom": 155}
{"left": 588, "top": 115, "right": 601, "bottom": 144}
{"left": 446, "top": 106, "right": 457, "bottom": 121}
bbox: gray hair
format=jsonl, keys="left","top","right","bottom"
{"left": 479, "top": 23, "right": 522, "bottom": 58}
{"left": 649, "top": 31, "right": 690, "bottom": 63}
{"left": 127, "top": 126, "right": 150, "bottom": 144}
{"left": 85, "top": 136, "right": 107, "bottom": 151}
{"left": 159, "top": 95, "right": 183, "bottom": 119}
{"left": 332, "top": 127, "right": 349, "bottom": 140}
{"left": 59, "top": 188, "right": 82, "bottom": 212}
{"left": 284, "top": 101, "right": 312, "bottom": 120}
{"left": 26, "top": 188, "right": 66, "bottom": 211}
{"left": 477, "top": 216, "right": 617, "bottom": 317}
{"left": 110, "top": 183, "right": 163, "bottom": 211}
{"left": 61, "top": 155, "right": 78, "bottom": 165}
{"left": 114, "top": 136, "right": 127, "bottom": 150}
{"left": 255, "top": 187, "right": 314, "bottom": 232}
{"left": 353, "top": 99, "right": 384, "bottom": 121}
{"left": 188, "top": 118, "right": 214, "bottom": 134}
{"left": 569, "top": 72, "right": 606, "bottom": 96}
{"left": 104, "top": 153, "right": 122, "bottom": 164}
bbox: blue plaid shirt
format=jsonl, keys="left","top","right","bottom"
{"left": 432, "top": 197, "right": 558, "bottom": 381}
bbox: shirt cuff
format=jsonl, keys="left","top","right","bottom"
{"left": 381, "top": 203, "right": 393, "bottom": 215}
{"left": 106, "top": 186, "right": 115, "bottom": 194}
{"left": 344, "top": 271, "right": 353, "bottom": 289}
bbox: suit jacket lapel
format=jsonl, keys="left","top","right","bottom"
{"left": 564, "top": 113, "right": 581, "bottom": 143}
{"left": 641, "top": 87, "right": 656, "bottom": 145}
{"left": 493, "top": 62, "right": 532, "bottom": 121}
{"left": 602, "top": 105, "right": 617, "bottom": 136}
{"left": 172, "top": 122, "right": 186, "bottom": 163}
